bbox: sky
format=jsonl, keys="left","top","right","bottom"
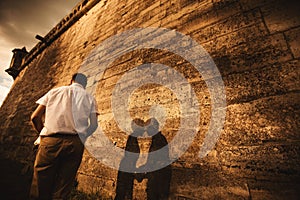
{"left": 0, "top": 0, "right": 81, "bottom": 106}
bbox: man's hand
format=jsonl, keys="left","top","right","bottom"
{"left": 31, "top": 105, "right": 45, "bottom": 133}
{"left": 86, "top": 112, "right": 98, "bottom": 137}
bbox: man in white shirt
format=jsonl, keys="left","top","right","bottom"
{"left": 30, "top": 73, "right": 98, "bottom": 200}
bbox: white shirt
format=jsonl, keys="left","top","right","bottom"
{"left": 36, "top": 83, "right": 98, "bottom": 136}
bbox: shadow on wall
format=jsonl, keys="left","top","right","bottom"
{"left": 114, "top": 118, "right": 172, "bottom": 200}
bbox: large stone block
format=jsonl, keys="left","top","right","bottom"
{"left": 261, "top": 0, "right": 300, "bottom": 33}
{"left": 285, "top": 26, "right": 300, "bottom": 58}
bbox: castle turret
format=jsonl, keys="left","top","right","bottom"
{"left": 5, "top": 47, "right": 28, "bottom": 79}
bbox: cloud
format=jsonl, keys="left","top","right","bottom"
{"left": 0, "top": 0, "right": 80, "bottom": 106}
{"left": 0, "top": 75, "right": 12, "bottom": 88}
{"left": 0, "top": 0, "right": 81, "bottom": 63}
{"left": 0, "top": 0, "right": 81, "bottom": 48}
{"left": 0, "top": 84, "right": 10, "bottom": 107}
{"left": 0, "top": 37, "right": 14, "bottom": 83}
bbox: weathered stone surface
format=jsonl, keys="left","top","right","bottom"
{"left": 285, "top": 26, "right": 300, "bottom": 58}
{"left": 261, "top": 0, "right": 300, "bottom": 33}
{"left": 0, "top": 0, "right": 299, "bottom": 199}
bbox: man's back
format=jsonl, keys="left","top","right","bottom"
{"left": 30, "top": 73, "right": 98, "bottom": 200}
{"left": 37, "top": 83, "right": 97, "bottom": 135}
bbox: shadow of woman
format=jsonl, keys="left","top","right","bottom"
{"left": 114, "top": 118, "right": 145, "bottom": 200}
{"left": 144, "top": 118, "right": 172, "bottom": 200}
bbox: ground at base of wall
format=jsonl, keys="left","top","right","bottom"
{"left": 0, "top": 158, "right": 32, "bottom": 200}
{"left": 69, "top": 189, "right": 112, "bottom": 200}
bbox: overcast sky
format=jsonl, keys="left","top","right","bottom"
{"left": 0, "top": 0, "right": 81, "bottom": 106}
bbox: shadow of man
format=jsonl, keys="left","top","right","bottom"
{"left": 144, "top": 118, "right": 172, "bottom": 200}
{"left": 114, "top": 118, "right": 145, "bottom": 200}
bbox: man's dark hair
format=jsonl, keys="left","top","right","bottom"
{"left": 72, "top": 73, "right": 87, "bottom": 88}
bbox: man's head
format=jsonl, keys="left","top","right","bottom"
{"left": 72, "top": 73, "right": 87, "bottom": 88}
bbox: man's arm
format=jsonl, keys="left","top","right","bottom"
{"left": 86, "top": 112, "right": 98, "bottom": 137}
{"left": 31, "top": 105, "right": 46, "bottom": 133}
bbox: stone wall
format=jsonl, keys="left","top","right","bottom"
{"left": 0, "top": 0, "right": 299, "bottom": 199}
